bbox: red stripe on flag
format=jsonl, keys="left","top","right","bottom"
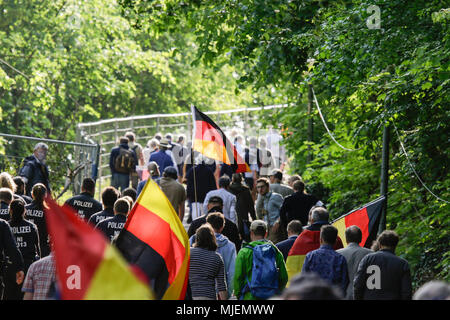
{"left": 288, "top": 230, "right": 321, "bottom": 256}
{"left": 124, "top": 203, "right": 187, "bottom": 284}
{"left": 195, "top": 120, "right": 226, "bottom": 145}
{"left": 345, "top": 207, "right": 370, "bottom": 246}
{"left": 46, "top": 198, "right": 106, "bottom": 300}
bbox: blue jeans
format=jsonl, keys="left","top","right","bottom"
{"left": 112, "top": 173, "right": 130, "bottom": 192}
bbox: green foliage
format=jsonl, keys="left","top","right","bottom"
{"left": 0, "top": 0, "right": 263, "bottom": 195}
{"left": 120, "top": 0, "right": 450, "bottom": 289}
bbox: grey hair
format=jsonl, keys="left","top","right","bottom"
{"left": 311, "top": 207, "right": 329, "bottom": 223}
{"left": 34, "top": 142, "right": 48, "bottom": 151}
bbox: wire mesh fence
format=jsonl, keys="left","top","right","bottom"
{"left": 0, "top": 133, "right": 98, "bottom": 201}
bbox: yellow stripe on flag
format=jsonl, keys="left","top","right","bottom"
{"left": 193, "top": 139, "right": 231, "bottom": 164}
{"left": 85, "top": 245, "right": 153, "bottom": 300}
{"left": 332, "top": 217, "right": 348, "bottom": 247}
{"left": 137, "top": 179, "right": 188, "bottom": 248}
{"left": 285, "top": 255, "right": 306, "bottom": 287}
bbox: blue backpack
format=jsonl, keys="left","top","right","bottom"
{"left": 242, "top": 242, "right": 280, "bottom": 299}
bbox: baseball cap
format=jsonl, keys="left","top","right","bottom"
{"left": 250, "top": 220, "right": 267, "bottom": 232}
{"left": 270, "top": 169, "right": 283, "bottom": 180}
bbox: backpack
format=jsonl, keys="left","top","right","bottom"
{"left": 242, "top": 242, "right": 280, "bottom": 299}
{"left": 114, "top": 147, "right": 135, "bottom": 174}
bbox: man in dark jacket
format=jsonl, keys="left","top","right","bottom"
{"left": 4, "top": 199, "right": 40, "bottom": 299}
{"left": 88, "top": 186, "right": 120, "bottom": 226}
{"left": 19, "top": 142, "right": 51, "bottom": 196}
{"left": 279, "top": 180, "right": 321, "bottom": 229}
{"left": 185, "top": 159, "right": 217, "bottom": 220}
{"left": 65, "top": 178, "right": 102, "bottom": 222}
{"left": 187, "top": 196, "right": 241, "bottom": 250}
{"left": 229, "top": 173, "right": 256, "bottom": 243}
{"left": 109, "top": 137, "right": 138, "bottom": 192}
{"left": 276, "top": 220, "right": 302, "bottom": 261}
{"left": 0, "top": 218, "right": 25, "bottom": 299}
{"left": 354, "top": 230, "right": 412, "bottom": 300}
{"left": 95, "top": 198, "right": 129, "bottom": 243}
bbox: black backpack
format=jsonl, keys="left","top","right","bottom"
{"left": 114, "top": 147, "right": 135, "bottom": 174}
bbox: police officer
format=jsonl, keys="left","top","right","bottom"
{"left": 4, "top": 199, "right": 40, "bottom": 299}
{"left": 95, "top": 198, "right": 129, "bottom": 243}
{"left": 25, "top": 183, "right": 49, "bottom": 257}
{"left": 65, "top": 178, "right": 102, "bottom": 222}
{"left": 19, "top": 142, "right": 51, "bottom": 196}
{"left": 0, "top": 216, "right": 24, "bottom": 299}
{"left": 88, "top": 186, "right": 120, "bottom": 226}
{"left": 0, "top": 188, "right": 13, "bottom": 221}
{"left": 13, "top": 176, "right": 33, "bottom": 204}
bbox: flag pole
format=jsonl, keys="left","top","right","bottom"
{"left": 190, "top": 105, "right": 199, "bottom": 216}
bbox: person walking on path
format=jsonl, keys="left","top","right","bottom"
{"left": 0, "top": 212, "right": 25, "bottom": 299}
{"left": 233, "top": 220, "right": 288, "bottom": 300}
{"left": 22, "top": 252, "right": 56, "bottom": 300}
{"left": 159, "top": 166, "right": 186, "bottom": 221}
{"left": 125, "top": 132, "right": 145, "bottom": 190}
{"left": 95, "top": 198, "right": 129, "bottom": 243}
{"left": 25, "top": 184, "right": 50, "bottom": 257}
{"left": 255, "top": 178, "right": 284, "bottom": 243}
{"left": 3, "top": 198, "right": 40, "bottom": 300}
{"left": 185, "top": 157, "right": 217, "bottom": 220}
{"left": 88, "top": 186, "right": 120, "bottom": 226}
{"left": 286, "top": 206, "right": 343, "bottom": 284}
{"left": 276, "top": 220, "right": 303, "bottom": 261}
{"left": 268, "top": 169, "right": 294, "bottom": 198}
{"left": 0, "top": 187, "right": 13, "bottom": 221}
{"left": 189, "top": 224, "right": 228, "bottom": 300}
{"left": 336, "top": 225, "right": 372, "bottom": 299}
{"left": 109, "top": 137, "right": 138, "bottom": 192}
{"left": 203, "top": 175, "right": 237, "bottom": 224}
{"left": 229, "top": 173, "right": 256, "bottom": 243}
{"left": 136, "top": 161, "right": 160, "bottom": 197}
{"left": 188, "top": 196, "right": 241, "bottom": 251}
{"left": 279, "top": 180, "right": 321, "bottom": 229}
{"left": 149, "top": 138, "right": 174, "bottom": 176}
{"left": 302, "top": 225, "right": 349, "bottom": 295}
{"left": 13, "top": 176, "right": 32, "bottom": 204}
{"left": 64, "top": 178, "right": 102, "bottom": 222}
{"left": 354, "top": 230, "right": 412, "bottom": 300}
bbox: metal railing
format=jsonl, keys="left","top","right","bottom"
{"left": 76, "top": 104, "right": 288, "bottom": 197}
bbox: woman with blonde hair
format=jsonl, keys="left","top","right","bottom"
{"left": 0, "top": 172, "right": 17, "bottom": 193}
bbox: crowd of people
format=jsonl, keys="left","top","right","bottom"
{"left": 0, "top": 132, "right": 448, "bottom": 301}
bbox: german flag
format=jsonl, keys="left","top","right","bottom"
{"left": 115, "top": 179, "right": 190, "bottom": 300}
{"left": 191, "top": 105, "right": 250, "bottom": 173}
{"left": 332, "top": 196, "right": 385, "bottom": 248}
{"left": 285, "top": 227, "right": 343, "bottom": 286}
{"left": 45, "top": 197, "right": 153, "bottom": 300}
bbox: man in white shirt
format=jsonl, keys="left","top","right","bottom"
{"left": 203, "top": 175, "right": 237, "bottom": 224}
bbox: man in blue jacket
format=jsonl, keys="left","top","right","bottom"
{"left": 149, "top": 138, "right": 174, "bottom": 176}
